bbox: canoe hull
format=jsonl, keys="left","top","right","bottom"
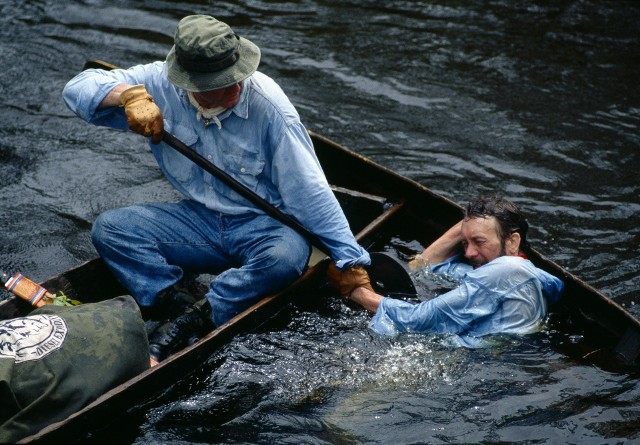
{"left": 2, "top": 130, "right": 638, "bottom": 444}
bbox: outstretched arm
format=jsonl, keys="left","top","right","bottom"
{"left": 337, "top": 220, "right": 466, "bottom": 314}
{"left": 348, "top": 286, "right": 384, "bottom": 313}
{"left": 409, "top": 220, "right": 464, "bottom": 270}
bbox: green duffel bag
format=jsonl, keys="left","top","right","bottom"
{"left": 0, "top": 295, "right": 149, "bottom": 443}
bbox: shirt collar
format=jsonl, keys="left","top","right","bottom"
{"left": 230, "top": 77, "right": 250, "bottom": 119}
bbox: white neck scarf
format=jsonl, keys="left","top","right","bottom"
{"left": 188, "top": 92, "right": 226, "bottom": 129}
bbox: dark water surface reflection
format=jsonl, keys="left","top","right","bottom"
{"left": 2, "top": 0, "right": 640, "bottom": 443}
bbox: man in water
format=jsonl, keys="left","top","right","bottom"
{"left": 63, "top": 15, "right": 372, "bottom": 362}
{"left": 329, "top": 195, "right": 563, "bottom": 343}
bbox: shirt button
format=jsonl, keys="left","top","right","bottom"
{"left": 208, "top": 155, "right": 212, "bottom": 160}
{"left": 240, "top": 167, "right": 246, "bottom": 173}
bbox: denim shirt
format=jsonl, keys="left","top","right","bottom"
{"left": 370, "top": 254, "right": 564, "bottom": 343}
{"left": 62, "top": 62, "right": 369, "bottom": 268}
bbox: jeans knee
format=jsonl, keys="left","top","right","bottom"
{"left": 91, "top": 209, "right": 131, "bottom": 252}
{"left": 91, "top": 212, "right": 110, "bottom": 250}
{"left": 270, "top": 240, "right": 310, "bottom": 282}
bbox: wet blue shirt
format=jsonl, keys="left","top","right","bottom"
{"left": 63, "top": 62, "right": 369, "bottom": 269}
{"left": 370, "top": 254, "right": 564, "bottom": 343}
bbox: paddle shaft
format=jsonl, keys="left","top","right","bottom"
{"left": 160, "top": 136, "right": 418, "bottom": 298}
{"left": 161, "top": 132, "right": 330, "bottom": 255}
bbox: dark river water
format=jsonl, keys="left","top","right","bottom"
{"left": 2, "top": 1, "right": 640, "bottom": 443}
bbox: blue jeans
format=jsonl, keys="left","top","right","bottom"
{"left": 91, "top": 200, "right": 311, "bottom": 325}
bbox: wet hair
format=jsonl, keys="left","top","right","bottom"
{"left": 464, "top": 195, "right": 529, "bottom": 247}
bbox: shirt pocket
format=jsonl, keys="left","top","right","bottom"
{"left": 220, "top": 146, "right": 266, "bottom": 191}
{"left": 161, "top": 121, "right": 199, "bottom": 185}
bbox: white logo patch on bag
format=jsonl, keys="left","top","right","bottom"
{"left": 0, "top": 314, "right": 68, "bottom": 363}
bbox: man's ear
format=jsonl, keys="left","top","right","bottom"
{"left": 506, "top": 232, "right": 521, "bottom": 256}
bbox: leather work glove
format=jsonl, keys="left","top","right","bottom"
{"left": 327, "top": 263, "right": 374, "bottom": 299}
{"left": 120, "top": 85, "right": 164, "bottom": 144}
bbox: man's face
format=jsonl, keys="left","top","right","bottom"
{"left": 192, "top": 82, "right": 242, "bottom": 109}
{"left": 460, "top": 216, "right": 505, "bottom": 268}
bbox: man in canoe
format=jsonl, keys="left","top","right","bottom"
{"left": 329, "top": 195, "right": 564, "bottom": 344}
{"left": 63, "top": 15, "right": 373, "bottom": 362}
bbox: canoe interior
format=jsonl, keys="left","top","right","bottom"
{"left": 3, "top": 131, "right": 639, "bottom": 443}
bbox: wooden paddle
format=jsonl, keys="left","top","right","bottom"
{"left": 368, "top": 252, "right": 417, "bottom": 297}
{"left": 81, "top": 59, "right": 417, "bottom": 295}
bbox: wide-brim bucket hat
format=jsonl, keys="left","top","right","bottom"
{"left": 166, "top": 15, "right": 261, "bottom": 92}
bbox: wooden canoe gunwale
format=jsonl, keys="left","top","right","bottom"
{"left": 5, "top": 130, "right": 639, "bottom": 443}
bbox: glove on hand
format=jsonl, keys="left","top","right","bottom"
{"left": 327, "top": 263, "right": 374, "bottom": 299}
{"left": 120, "top": 85, "right": 164, "bottom": 144}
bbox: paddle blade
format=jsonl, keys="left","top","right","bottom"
{"left": 83, "top": 59, "right": 119, "bottom": 71}
{"left": 366, "top": 252, "right": 417, "bottom": 297}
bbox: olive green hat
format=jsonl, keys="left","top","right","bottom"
{"left": 166, "top": 15, "right": 261, "bottom": 92}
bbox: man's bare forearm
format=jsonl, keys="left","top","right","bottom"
{"left": 99, "top": 83, "right": 135, "bottom": 108}
{"left": 413, "top": 220, "right": 464, "bottom": 266}
{"left": 348, "top": 286, "right": 384, "bottom": 313}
